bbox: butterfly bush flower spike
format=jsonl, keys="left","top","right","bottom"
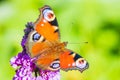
{"left": 10, "top": 22, "right": 60, "bottom": 80}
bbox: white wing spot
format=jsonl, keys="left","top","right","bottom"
{"left": 72, "top": 63, "right": 76, "bottom": 66}
{"left": 41, "top": 24, "right": 44, "bottom": 26}
{"left": 68, "top": 64, "right": 71, "bottom": 66}
{"left": 39, "top": 36, "right": 44, "bottom": 42}
{"left": 43, "top": 19, "right": 47, "bottom": 23}
{"left": 53, "top": 26, "right": 58, "bottom": 30}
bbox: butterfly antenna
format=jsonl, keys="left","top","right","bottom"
{"left": 68, "top": 42, "right": 88, "bottom": 45}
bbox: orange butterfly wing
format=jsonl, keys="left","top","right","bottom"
{"left": 60, "top": 50, "right": 89, "bottom": 72}
{"left": 31, "top": 5, "right": 60, "bottom": 55}
{"left": 25, "top": 5, "right": 62, "bottom": 70}
{"left": 35, "top": 6, "right": 59, "bottom": 41}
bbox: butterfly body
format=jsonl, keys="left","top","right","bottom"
{"left": 25, "top": 5, "right": 89, "bottom": 72}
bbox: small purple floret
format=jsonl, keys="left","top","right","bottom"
{"left": 10, "top": 22, "right": 60, "bottom": 80}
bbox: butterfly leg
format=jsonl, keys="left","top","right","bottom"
{"left": 34, "top": 67, "right": 40, "bottom": 77}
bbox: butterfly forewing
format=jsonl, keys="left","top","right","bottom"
{"left": 34, "top": 5, "right": 60, "bottom": 41}
{"left": 60, "top": 50, "right": 89, "bottom": 72}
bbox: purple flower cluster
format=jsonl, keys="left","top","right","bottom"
{"left": 10, "top": 22, "right": 60, "bottom": 80}
{"left": 10, "top": 52, "right": 36, "bottom": 80}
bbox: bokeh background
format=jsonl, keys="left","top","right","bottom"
{"left": 0, "top": 0, "right": 120, "bottom": 80}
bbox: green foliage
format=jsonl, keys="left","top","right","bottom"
{"left": 0, "top": 0, "right": 120, "bottom": 80}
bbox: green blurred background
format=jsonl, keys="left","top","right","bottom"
{"left": 0, "top": 0, "right": 120, "bottom": 80}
